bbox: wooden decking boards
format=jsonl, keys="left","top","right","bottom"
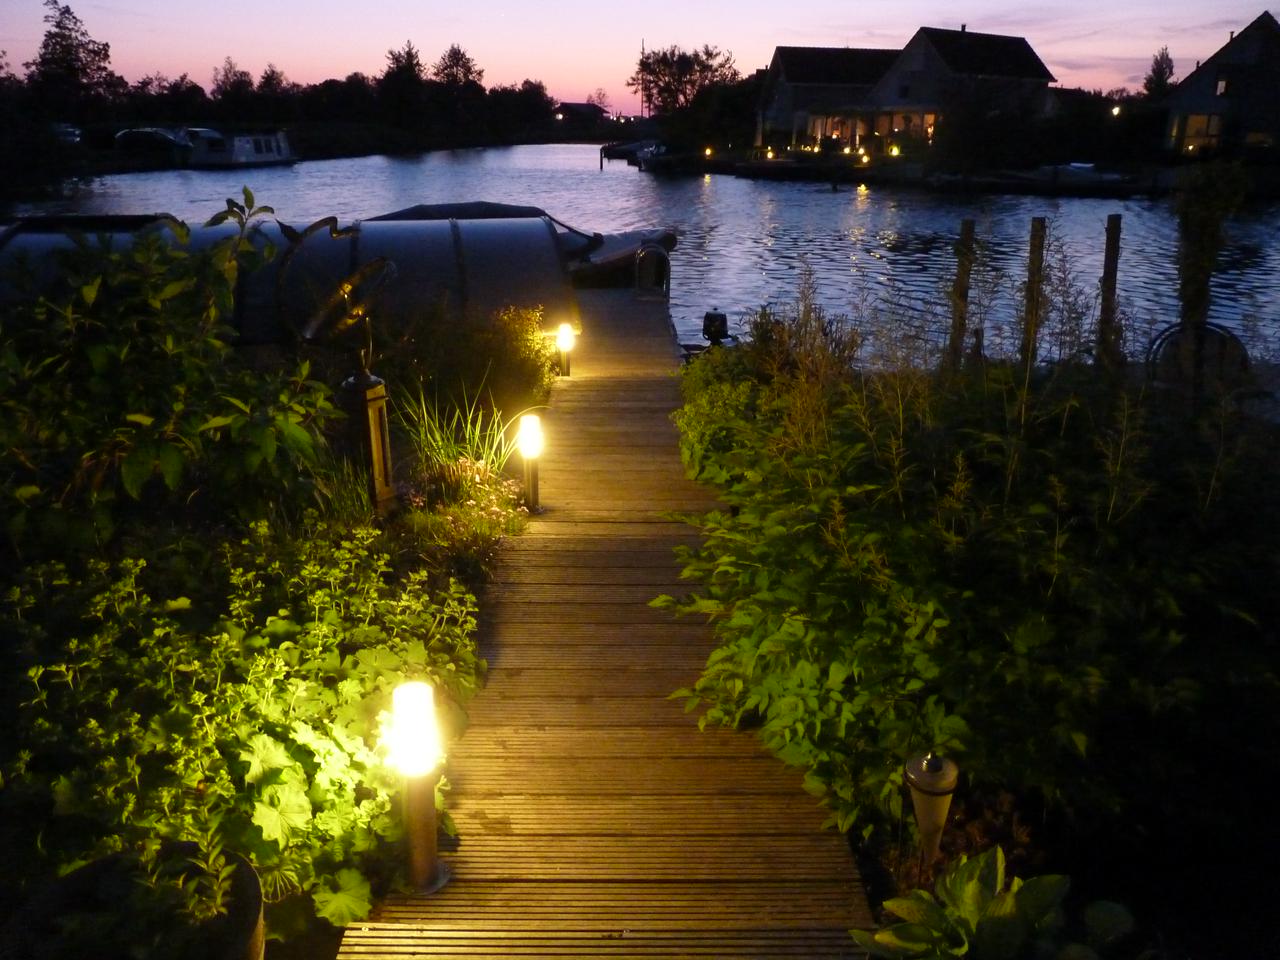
{"left": 337, "top": 290, "right": 869, "bottom": 959}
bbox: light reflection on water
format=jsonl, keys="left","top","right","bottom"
{"left": 15, "top": 144, "right": 1280, "bottom": 353}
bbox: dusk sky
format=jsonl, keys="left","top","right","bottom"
{"left": 1, "top": 1, "right": 1268, "bottom": 111}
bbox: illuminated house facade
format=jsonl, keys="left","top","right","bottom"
{"left": 1164, "top": 11, "right": 1280, "bottom": 156}
{"left": 755, "top": 46, "right": 900, "bottom": 147}
{"left": 756, "top": 26, "right": 1056, "bottom": 152}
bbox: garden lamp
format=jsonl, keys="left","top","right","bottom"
{"left": 556, "top": 322, "right": 576, "bottom": 377}
{"left": 385, "top": 681, "right": 448, "bottom": 892}
{"left": 904, "top": 751, "right": 959, "bottom": 867}
{"left": 517, "top": 414, "right": 544, "bottom": 512}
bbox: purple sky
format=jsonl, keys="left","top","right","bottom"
{"left": 1, "top": 1, "right": 1267, "bottom": 112}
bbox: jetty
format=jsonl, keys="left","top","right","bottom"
{"left": 337, "top": 289, "right": 869, "bottom": 958}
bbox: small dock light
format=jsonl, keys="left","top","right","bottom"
{"left": 517, "top": 414, "right": 544, "bottom": 511}
{"left": 889, "top": 144, "right": 901, "bottom": 157}
{"left": 556, "top": 323, "right": 576, "bottom": 377}
{"left": 704, "top": 146, "right": 713, "bottom": 158}
{"left": 904, "top": 751, "right": 959, "bottom": 873}
{"left": 385, "top": 681, "right": 448, "bottom": 892}
{"left": 766, "top": 148, "right": 774, "bottom": 160}
{"left": 1111, "top": 104, "right": 1122, "bottom": 117}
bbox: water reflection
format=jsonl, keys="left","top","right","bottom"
{"left": 12, "top": 144, "right": 1279, "bottom": 352}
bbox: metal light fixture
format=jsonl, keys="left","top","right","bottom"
{"left": 385, "top": 681, "right": 448, "bottom": 892}
{"left": 555, "top": 322, "right": 576, "bottom": 377}
{"left": 904, "top": 751, "right": 959, "bottom": 869}
{"left": 517, "top": 414, "right": 544, "bottom": 512}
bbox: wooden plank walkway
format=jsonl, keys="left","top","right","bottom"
{"left": 339, "top": 290, "right": 869, "bottom": 959}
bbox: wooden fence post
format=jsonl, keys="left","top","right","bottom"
{"left": 1097, "top": 213, "right": 1123, "bottom": 373}
{"left": 1020, "top": 217, "right": 1047, "bottom": 371}
{"left": 945, "top": 219, "right": 976, "bottom": 371}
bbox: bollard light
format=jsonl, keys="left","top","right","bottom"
{"left": 905, "top": 751, "right": 959, "bottom": 871}
{"left": 555, "top": 322, "right": 576, "bottom": 377}
{"left": 517, "top": 414, "right": 543, "bottom": 511}
{"left": 385, "top": 681, "right": 448, "bottom": 892}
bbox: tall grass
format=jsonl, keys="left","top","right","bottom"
{"left": 397, "top": 386, "right": 534, "bottom": 505}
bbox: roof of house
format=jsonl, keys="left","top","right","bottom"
{"left": 1182, "top": 10, "right": 1280, "bottom": 75}
{"left": 916, "top": 27, "right": 1056, "bottom": 82}
{"left": 772, "top": 46, "right": 900, "bottom": 85}
{"left": 557, "top": 102, "right": 609, "bottom": 114}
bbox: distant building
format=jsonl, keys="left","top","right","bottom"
{"left": 756, "top": 47, "right": 899, "bottom": 146}
{"left": 1164, "top": 11, "right": 1280, "bottom": 156}
{"left": 756, "top": 25, "right": 1056, "bottom": 152}
{"left": 555, "top": 102, "right": 610, "bottom": 125}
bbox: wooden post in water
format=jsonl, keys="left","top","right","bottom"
{"left": 1097, "top": 213, "right": 1123, "bottom": 373}
{"left": 1019, "top": 217, "right": 1047, "bottom": 371}
{"left": 945, "top": 219, "right": 976, "bottom": 371}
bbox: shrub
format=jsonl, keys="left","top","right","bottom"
{"left": 661, "top": 278, "right": 1280, "bottom": 846}
{"left": 0, "top": 190, "right": 339, "bottom": 560}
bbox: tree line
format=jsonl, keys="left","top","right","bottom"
{"left": 0, "top": 1, "right": 597, "bottom": 203}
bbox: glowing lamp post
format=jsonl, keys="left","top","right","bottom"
{"left": 517, "top": 414, "right": 544, "bottom": 512}
{"left": 904, "top": 751, "right": 959, "bottom": 871}
{"left": 555, "top": 322, "right": 576, "bottom": 377}
{"left": 385, "top": 681, "right": 448, "bottom": 892}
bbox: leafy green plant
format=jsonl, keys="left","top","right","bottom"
{"left": 853, "top": 847, "right": 1136, "bottom": 960}
{"left": 374, "top": 300, "right": 556, "bottom": 417}
{"left": 1, "top": 516, "right": 483, "bottom": 932}
{"left": 0, "top": 192, "right": 508, "bottom": 944}
{"left": 0, "top": 187, "right": 339, "bottom": 559}
{"left": 661, "top": 274, "right": 1280, "bottom": 847}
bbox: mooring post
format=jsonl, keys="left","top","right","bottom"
{"left": 1020, "top": 217, "right": 1047, "bottom": 372}
{"left": 1097, "top": 213, "right": 1123, "bottom": 373}
{"left": 946, "top": 219, "right": 976, "bottom": 371}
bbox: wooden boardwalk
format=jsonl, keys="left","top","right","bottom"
{"left": 338, "top": 290, "right": 869, "bottom": 958}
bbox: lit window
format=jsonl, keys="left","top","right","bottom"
{"left": 1215, "top": 78, "right": 1229, "bottom": 96}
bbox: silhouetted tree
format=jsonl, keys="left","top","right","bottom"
{"left": 431, "top": 44, "right": 483, "bottom": 87}
{"left": 379, "top": 41, "right": 427, "bottom": 127}
{"left": 23, "top": 0, "right": 124, "bottom": 119}
{"left": 626, "top": 44, "right": 738, "bottom": 116}
{"left": 211, "top": 57, "right": 252, "bottom": 98}
{"left": 585, "top": 87, "right": 611, "bottom": 113}
{"left": 255, "top": 63, "right": 298, "bottom": 121}
{"left": 488, "top": 79, "right": 555, "bottom": 140}
{"left": 301, "top": 72, "right": 376, "bottom": 123}
{"left": 1143, "top": 46, "right": 1176, "bottom": 99}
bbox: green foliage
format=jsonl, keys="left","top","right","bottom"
{"left": 0, "top": 188, "right": 340, "bottom": 559}
{"left": 1, "top": 517, "right": 482, "bottom": 929}
{"left": 397, "top": 385, "right": 529, "bottom": 504}
{"left": 854, "top": 847, "right": 1135, "bottom": 959}
{"left": 374, "top": 301, "right": 555, "bottom": 420}
{"left": 662, "top": 277, "right": 1280, "bottom": 842}
{"left": 0, "top": 193, "right": 512, "bottom": 945}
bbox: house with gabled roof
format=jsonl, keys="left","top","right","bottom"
{"left": 755, "top": 25, "right": 1056, "bottom": 154}
{"left": 1164, "top": 11, "right": 1280, "bottom": 156}
{"left": 867, "top": 25, "right": 1056, "bottom": 144}
{"left": 756, "top": 46, "right": 900, "bottom": 147}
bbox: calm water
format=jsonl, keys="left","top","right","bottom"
{"left": 14, "top": 144, "right": 1280, "bottom": 352}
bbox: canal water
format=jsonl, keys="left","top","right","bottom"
{"left": 12, "top": 144, "right": 1280, "bottom": 355}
